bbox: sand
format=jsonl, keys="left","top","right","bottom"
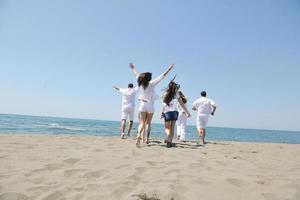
{"left": 0, "top": 134, "right": 299, "bottom": 200}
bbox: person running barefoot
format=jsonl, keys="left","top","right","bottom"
{"left": 129, "top": 63, "right": 174, "bottom": 146}
{"left": 192, "top": 91, "right": 217, "bottom": 144}
{"left": 112, "top": 83, "right": 138, "bottom": 139}
{"left": 177, "top": 91, "right": 188, "bottom": 142}
{"left": 162, "top": 80, "right": 191, "bottom": 148}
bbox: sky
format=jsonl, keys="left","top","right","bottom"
{"left": 0, "top": 0, "right": 299, "bottom": 131}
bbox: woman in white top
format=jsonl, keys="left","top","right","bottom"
{"left": 176, "top": 91, "right": 188, "bottom": 141}
{"left": 162, "top": 81, "right": 190, "bottom": 148}
{"left": 129, "top": 63, "right": 174, "bottom": 146}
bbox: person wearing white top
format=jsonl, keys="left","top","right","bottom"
{"left": 162, "top": 81, "right": 190, "bottom": 148}
{"left": 112, "top": 83, "right": 139, "bottom": 139}
{"left": 192, "top": 91, "right": 217, "bottom": 144}
{"left": 176, "top": 91, "right": 188, "bottom": 141}
{"left": 129, "top": 63, "right": 174, "bottom": 146}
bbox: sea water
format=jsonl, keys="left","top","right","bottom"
{"left": 0, "top": 113, "right": 299, "bottom": 144}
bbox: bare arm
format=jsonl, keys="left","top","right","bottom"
{"left": 129, "top": 63, "right": 139, "bottom": 78}
{"left": 150, "top": 64, "right": 174, "bottom": 86}
{"left": 178, "top": 97, "right": 191, "bottom": 117}
{"left": 112, "top": 84, "right": 120, "bottom": 91}
{"left": 211, "top": 106, "right": 217, "bottom": 116}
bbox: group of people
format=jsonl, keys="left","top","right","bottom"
{"left": 112, "top": 63, "right": 217, "bottom": 147}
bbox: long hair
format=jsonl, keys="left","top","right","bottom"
{"left": 178, "top": 91, "right": 187, "bottom": 104}
{"left": 138, "top": 72, "right": 152, "bottom": 89}
{"left": 163, "top": 81, "right": 180, "bottom": 106}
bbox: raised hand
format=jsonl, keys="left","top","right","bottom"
{"left": 129, "top": 63, "right": 135, "bottom": 69}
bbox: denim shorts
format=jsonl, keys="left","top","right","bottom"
{"left": 164, "top": 111, "right": 179, "bottom": 122}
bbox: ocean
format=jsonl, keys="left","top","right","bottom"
{"left": 0, "top": 113, "right": 299, "bottom": 144}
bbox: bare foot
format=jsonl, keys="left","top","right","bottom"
{"left": 199, "top": 140, "right": 206, "bottom": 145}
{"left": 136, "top": 137, "right": 142, "bottom": 147}
{"left": 120, "top": 133, "right": 126, "bottom": 139}
{"left": 146, "top": 137, "right": 150, "bottom": 144}
{"left": 166, "top": 142, "right": 172, "bottom": 148}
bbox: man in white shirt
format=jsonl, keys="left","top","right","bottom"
{"left": 112, "top": 83, "right": 138, "bottom": 139}
{"left": 192, "top": 91, "right": 217, "bottom": 144}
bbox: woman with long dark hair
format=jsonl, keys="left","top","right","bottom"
{"left": 162, "top": 81, "right": 191, "bottom": 147}
{"left": 129, "top": 63, "right": 174, "bottom": 146}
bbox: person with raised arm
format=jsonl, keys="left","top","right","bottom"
{"left": 129, "top": 63, "right": 174, "bottom": 146}
{"left": 112, "top": 83, "right": 139, "bottom": 139}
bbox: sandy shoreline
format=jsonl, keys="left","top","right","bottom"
{"left": 0, "top": 134, "right": 299, "bottom": 200}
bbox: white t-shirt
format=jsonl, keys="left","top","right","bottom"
{"left": 136, "top": 73, "right": 165, "bottom": 105}
{"left": 119, "top": 87, "right": 139, "bottom": 108}
{"left": 163, "top": 93, "right": 180, "bottom": 113}
{"left": 192, "top": 97, "right": 216, "bottom": 116}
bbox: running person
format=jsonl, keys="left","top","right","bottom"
{"left": 176, "top": 91, "right": 188, "bottom": 142}
{"left": 112, "top": 83, "right": 138, "bottom": 139}
{"left": 162, "top": 81, "right": 191, "bottom": 147}
{"left": 129, "top": 63, "right": 174, "bottom": 146}
{"left": 192, "top": 91, "right": 217, "bottom": 144}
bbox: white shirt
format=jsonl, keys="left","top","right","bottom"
{"left": 163, "top": 93, "right": 179, "bottom": 113}
{"left": 137, "top": 73, "right": 165, "bottom": 104}
{"left": 192, "top": 97, "right": 216, "bottom": 116}
{"left": 119, "top": 87, "right": 139, "bottom": 108}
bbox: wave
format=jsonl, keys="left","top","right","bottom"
{"left": 48, "top": 123, "right": 86, "bottom": 131}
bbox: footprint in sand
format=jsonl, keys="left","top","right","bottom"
{"left": 146, "top": 161, "right": 158, "bottom": 166}
{"left": 115, "top": 164, "right": 130, "bottom": 170}
{"left": 135, "top": 167, "right": 147, "bottom": 173}
{"left": 82, "top": 170, "right": 106, "bottom": 179}
{"left": 165, "top": 169, "right": 180, "bottom": 175}
{"left": 64, "top": 169, "right": 86, "bottom": 177}
{"left": 63, "top": 158, "right": 80, "bottom": 164}
{"left": 29, "top": 177, "right": 46, "bottom": 184}
{"left": 256, "top": 176, "right": 272, "bottom": 186}
{"left": 0, "top": 192, "right": 29, "bottom": 200}
{"left": 32, "top": 163, "right": 64, "bottom": 173}
{"left": 26, "top": 186, "right": 55, "bottom": 192}
{"left": 127, "top": 172, "right": 141, "bottom": 181}
{"left": 74, "top": 184, "right": 99, "bottom": 192}
{"left": 0, "top": 156, "right": 7, "bottom": 160}
{"left": 166, "top": 161, "right": 179, "bottom": 165}
{"left": 226, "top": 178, "right": 248, "bottom": 187}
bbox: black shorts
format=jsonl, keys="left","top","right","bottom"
{"left": 164, "top": 111, "right": 179, "bottom": 122}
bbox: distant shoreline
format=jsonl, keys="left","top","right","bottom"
{"left": 1, "top": 113, "right": 299, "bottom": 133}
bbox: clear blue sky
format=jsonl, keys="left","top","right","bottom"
{"left": 0, "top": 0, "right": 299, "bottom": 131}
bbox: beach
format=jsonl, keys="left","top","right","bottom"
{"left": 0, "top": 134, "right": 299, "bottom": 200}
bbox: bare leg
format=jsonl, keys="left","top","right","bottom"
{"left": 198, "top": 128, "right": 206, "bottom": 144}
{"left": 145, "top": 113, "right": 154, "bottom": 144}
{"left": 127, "top": 120, "right": 133, "bottom": 137}
{"left": 169, "top": 120, "right": 176, "bottom": 144}
{"left": 120, "top": 119, "right": 126, "bottom": 139}
{"left": 136, "top": 112, "right": 147, "bottom": 146}
{"left": 202, "top": 128, "right": 206, "bottom": 144}
{"left": 165, "top": 121, "right": 172, "bottom": 147}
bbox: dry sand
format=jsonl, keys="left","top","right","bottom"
{"left": 0, "top": 134, "right": 299, "bottom": 200}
